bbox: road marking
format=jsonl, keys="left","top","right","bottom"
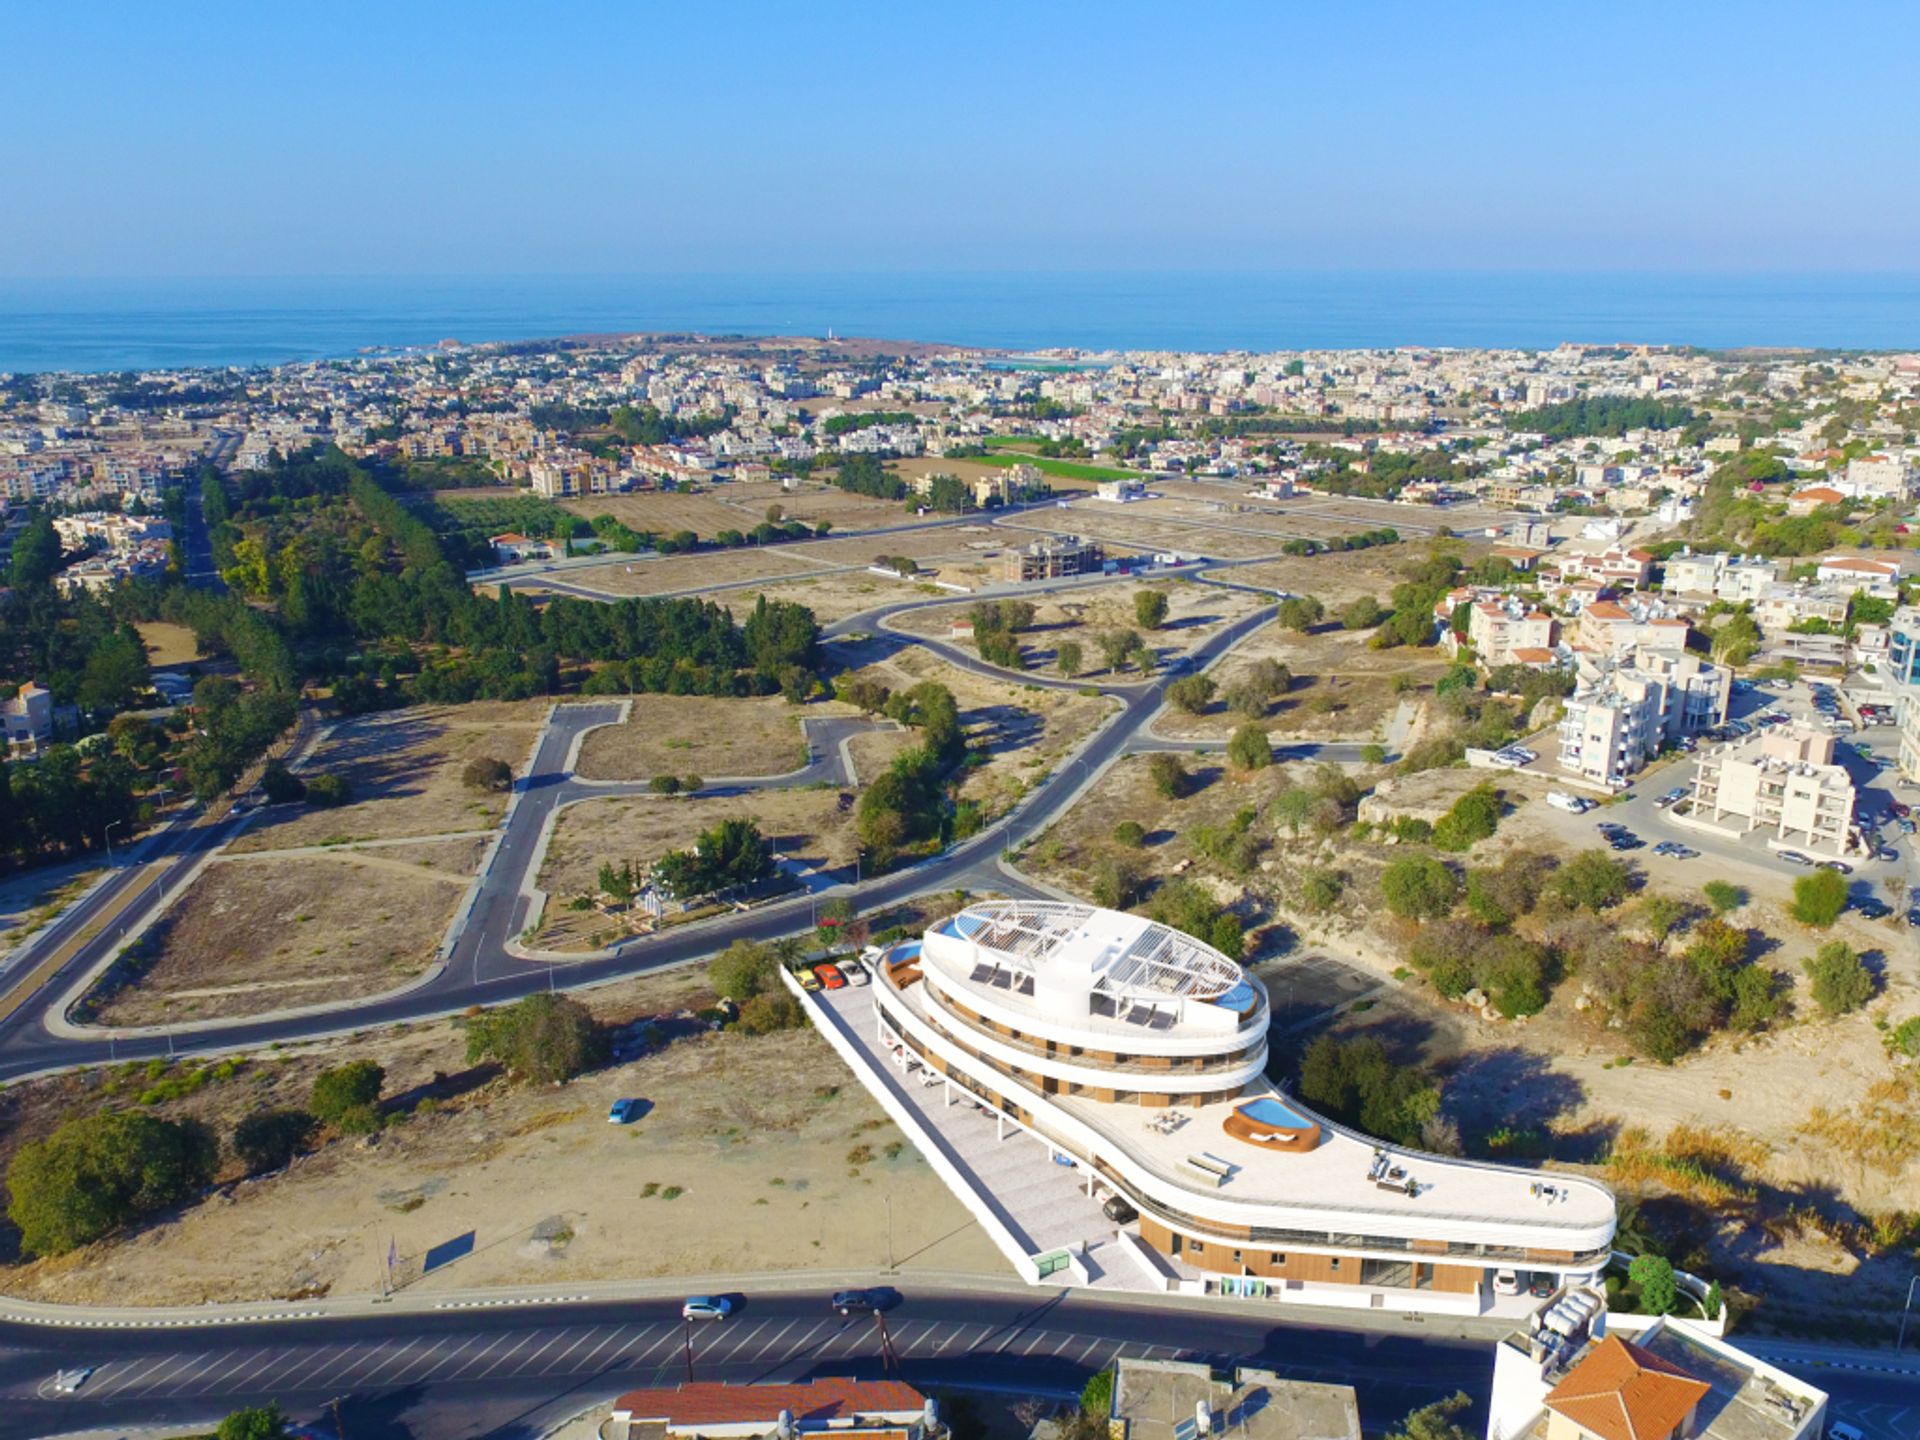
{"left": 629, "top": 1326, "right": 684, "bottom": 1367}
{"left": 1077, "top": 1337, "right": 1106, "bottom": 1363}
{"left": 197, "top": 1346, "right": 280, "bottom": 1391}
{"left": 786, "top": 1319, "right": 831, "bottom": 1354}
{"left": 531, "top": 1326, "right": 599, "bottom": 1375}
{"left": 84, "top": 1354, "right": 169, "bottom": 1397}
{"left": 572, "top": 1323, "right": 635, "bottom": 1373}
{"left": 506, "top": 1327, "right": 571, "bottom": 1376}
{"left": 748, "top": 1319, "right": 798, "bottom": 1363}
{"left": 130, "top": 1350, "right": 213, "bottom": 1396}
{"left": 260, "top": 1340, "right": 351, "bottom": 1391}
{"left": 155, "top": 1347, "right": 239, "bottom": 1396}
{"left": 473, "top": 1330, "right": 539, "bottom": 1380}
{"left": 352, "top": 1334, "right": 427, "bottom": 1386}
{"left": 410, "top": 1332, "right": 486, "bottom": 1383}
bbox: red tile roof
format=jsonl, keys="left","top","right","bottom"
{"left": 1543, "top": 1336, "right": 1710, "bottom": 1440}
{"left": 614, "top": 1378, "right": 926, "bottom": 1428}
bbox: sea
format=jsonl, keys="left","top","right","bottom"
{"left": 3, "top": 271, "right": 1919, "bottom": 375}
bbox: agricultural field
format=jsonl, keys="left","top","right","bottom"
{"left": 0, "top": 967, "right": 1001, "bottom": 1305}
{"left": 528, "top": 789, "right": 856, "bottom": 952}
{"left": 570, "top": 696, "right": 809, "bottom": 782}
{"left": 87, "top": 853, "right": 459, "bottom": 1026}
{"left": 226, "top": 702, "right": 546, "bottom": 853}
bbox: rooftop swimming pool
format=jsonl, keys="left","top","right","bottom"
{"left": 1238, "top": 1097, "right": 1314, "bottom": 1131}
{"left": 1214, "top": 979, "right": 1260, "bottom": 1014}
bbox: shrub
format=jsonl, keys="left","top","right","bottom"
{"left": 232, "top": 1109, "right": 317, "bottom": 1174}
{"left": 1361, "top": 742, "right": 1387, "bottom": 765}
{"left": 1146, "top": 752, "right": 1188, "bottom": 799}
{"left": 309, "top": 1060, "right": 385, "bottom": 1129}
{"left": 1385, "top": 1392, "right": 1473, "bottom": 1440}
{"left": 217, "top": 1405, "right": 291, "bottom": 1440}
{"left": 1133, "top": 590, "right": 1169, "bottom": 629}
{"left": 1277, "top": 595, "right": 1325, "bottom": 631}
{"left": 1380, "top": 854, "right": 1458, "bottom": 921}
{"left": 1226, "top": 723, "right": 1272, "bottom": 772}
{"left": 1090, "top": 851, "right": 1145, "bottom": 910}
{"left": 461, "top": 756, "right": 514, "bottom": 792}
{"left": 1805, "top": 940, "right": 1873, "bottom": 1015}
{"left": 1431, "top": 785, "right": 1500, "bottom": 851}
{"left": 1300, "top": 868, "right": 1344, "bottom": 912}
{"left": 1550, "top": 850, "right": 1632, "bottom": 912}
{"left": 304, "top": 772, "right": 352, "bottom": 807}
{"left": 1111, "top": 820, "right": 1147, "bottom": 848}
{"left": 1081, "top": 1368, "right": 1115, "bottom": 1418}
{"left": 1702, "top": 880, "right": 1745, "bottom": 916}
{"left": 465, "top": 993, "right": 608, "bottom": 1083}
{"left": 1789, "top": 869, "right": 1848, "bottom": 927}
{"left": 7, "top": 1111, "right": 218, "bottom": 1257}
{"left": 260, "top": 760, "right": 306, "bottom": 804}
{"left": 734, "top": 991, "right": 806, "bottom": 1035}
{"left": 1339, "top": 595, "right": 1384, "bottom": 630}
{"left": 648, "top": 774, "right": 682, "bottom": 795}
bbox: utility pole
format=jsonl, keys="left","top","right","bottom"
{"left": 683, "top": 1317, "right": 695, "bottom": 1382}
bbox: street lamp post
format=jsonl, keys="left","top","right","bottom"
{"left": 104, "top": 819, "right": 125, "bottom": 865}
{"left": 1899, "top": 1274, "right": 1919, "bottom": 1352}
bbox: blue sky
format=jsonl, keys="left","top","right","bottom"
{"left": 6, "top": 1, "right": 1917, "bottom": 277}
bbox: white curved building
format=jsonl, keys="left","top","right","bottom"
{"left": 872, "top": 900, "right": 1614, "bottom": 1306}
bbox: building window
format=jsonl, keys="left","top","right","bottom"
{"left": 1330, "top": 1257, "right": 1341, "bottom": 1270}
{"left": 1270, "top": 1252, "right": 1286, "bottom": 1264}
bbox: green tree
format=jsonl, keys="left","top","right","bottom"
{"left": 231, "top": 1109, "right": 317, "bottom": 1175}
{"left": 464, "top": 993, "right": 608, "bottom": 1083}
{"left": 7, "top": 1111, "right": 218, "bottom": 1257}
{"left": 1097, "top": 628, "right": 1140, "bottom": 673}
{"left": 1789, "top": 869, "right": 1848, "bottom": 927}
{"left": 1298, "top": 1035, "right": 1440, "bottom": 1147}
{"left": 710, "top": 939, "right": 780, "bottom": 1001}
{"left": 1055, "top": 640, "right": 1083, "bottom": 677}
{"left": 1146, "top": 751, "right": 1188, "bottom": 799}
{"left": 1431, "top": 785, "right": 1500, "bottom": 851}
{"left": 1133, "top": 589, "right": 1170, "bottom": 629}
{"left": 309, "top": 1060, "right": 385, "bottom": 1132}
{"left": 1386, "top": 1392, "right": 1474, "bottom": 1440}
{"left": 217, "top": 1404, "right": 290, "bottom": 1440}
{"left": 1628, "top": 1252, "right": 1679, "bottom": 1315}
{"left": 1277, "top": 595, "right": 1325, "bottom": 631}
{"left": 1166, "top": 674, "right": 1216, "bottom": 715}
{"left": 1226, "top": 723, "right": 1272, "bottom": 772}
{"left": 259, "top": 760, "right": 307, "bottom": 805}
{"left": 1340, "top": 595, "right": 1384, "bottom": 630}
{"left": 9, "top": 514, "right": 61, "bottom": 589}
{"left": 1805, "top": 940, "right": 1873, "bottom": 1014}
{"left": 1380, "top": 854, "right": 1458, "bottom": 920}
{"left": 1112, "top": 820, "right": 1147, "bottom": 848}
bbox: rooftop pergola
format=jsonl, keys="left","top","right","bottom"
{"left": 947, "top": 900, "right": 1242, "bottom": 1004}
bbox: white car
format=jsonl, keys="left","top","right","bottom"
{"left": 51, "top": 1368, "right": 93, "bottom": 1394}
{"left": 1493, "top": 1268, "right": 1521, "bottom": 1296}
{"left": 682, "top": 1295, "right": 734, "bottom": 1321}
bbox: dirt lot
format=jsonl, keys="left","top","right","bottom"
{"left": 560, "top": 478, "right": 910, "bottom": 537}
{"left": 830, "top": 648, "right": 1118, "bottom": 818}
{"left": 0, "top": 968, "right": 1003, "bottom": 1304}
{"left": 227, "top": 702, "right": 547, "bottom": 853}
{"left": 90, "top": 854, "right": 459, "bottom": 1026}
{"left": 530, "top": 789, "right": 857, "bottom": 952}
{"left": 571, "top": 696, "right": 808, "bottom": 781}
{"left": 135, "top": 621, "right": 205, "bottom": 668}
{"left": 539, "top": 547, "right": 828, "bottom": 599}
{"left": 1153, "top": 622, "right": 1449, "bottom": 741}
{"left": 891, "top": 577, "right": 1270, "bottom": 677}
{"left": 998, "top": 510, "right": 1285, "bottom": 561}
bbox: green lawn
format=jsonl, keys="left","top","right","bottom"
{"left": 974, "top": 451, "right": 1142, "bottom": 482}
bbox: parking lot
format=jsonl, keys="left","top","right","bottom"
{"left": 1520, "top": 675, "right": 1918, "bottom": 927}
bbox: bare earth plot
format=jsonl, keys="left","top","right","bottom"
{"left": 0, "top": 969, "right": 1002, "bottom": 1305}
{"left": 798, "top": 523, "right": 1004, "bottom": 569}
{"left": 227, "top": 702, "right": 547, "bottom": 853}
{"left": 134, "top": 620, "right": 205, "bottom": 668}
{"left": 715, "top": 574, "right": 922, "bottom": 624}
{"left": 530, "top": 789, "right": 857, "bottom": 952}
{"left": 571, "top": 695, "right": 808, "bottom": 782}
{"left": 892, "top": 577, "right": 1270, "bottom": 677}
{"left": 540, "top": 547, "right": 826, "bottom": 599}
{"left": 833, "top": 650, "right": 1117, "bottom": 817}
{"left": 998, "top": 511, "right": 1280, "bottom": 561}
{"left": 91, "top": 854, "right": 459, "bottom": 1026}
{"left": 1157, "top": 623, "right": 1449, "bottom": 741}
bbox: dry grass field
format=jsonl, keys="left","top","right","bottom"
{"left": 560, "top": 479, "right": 911, "bottom": 537}
{"left": 571, "top": 696, "right": 808, "bottom": 781}
{"left": 92, "top": 855, "right": 458, "bottom": 1026}
{"left": 228, "top": 703, "right": 545, "bottom": 853}
{"left": 891, "top": 577, "right": 1269, "bottom": 677}
{"left": 135, "top": 621, "right": 204, "bottom": 668}
{"left": 538, "top": 547, "right": 827, "bottom": 599}
{"left": 530, "top": 790, "right": 857, "bottom": 952}
{"left": 0, "top": 968, "right": 1003, "bottom": 1305}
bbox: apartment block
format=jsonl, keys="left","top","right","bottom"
{"left": 1682, "top": 723, "right": 1857, "bottom": 857}
{"left": 1003, "top": 534, "right": 1103, "bottom": 582}
{"left": 1573, "top": 599, "right": 1689, "bottom": 658}
{"left": 1462, "top": 597, "right": 1560, "bottom": 667}
{"left": 1556, "top": 649, "right": 1728, "bottom": 786}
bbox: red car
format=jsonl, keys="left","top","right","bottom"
{"left": 815, "top": 964, "right": 847, "bottom": 990}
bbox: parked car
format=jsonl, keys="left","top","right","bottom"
{"left": 1653, "top": 841, "right": 1697, "bottom": 859}
{"left": 832, "top": 1287, "right": 888, "bottom": 1315}
{"left": 1101, "top": 1193, "right": 1138, "bottom": 1224}
{"left": 797, "top": 968, "right": 822, "bottom": 992}
{"left": 1854, "top": 899, "right": 1892, "bottom": 920}
{"left": 1655, "top": 787, "right": 1688, "bottom": 808}
{"left": 1493, "top": 1268, "right": 1521, "bottom": 1296}
{"left": 1827, "top": 1422, "right": 1865, "bottom": 1440}
{"left": 1818, "top": 859, "right": 1852, "bottom": 874}
{"left": 608, "top": 1098, "right": 645, "bottom": 1124}
{"left": 1777, "top": 851, "right": 1814, "bottom": 866}
{"left": 682, "top": 1295, "right": 734, "bottom": 1321}
{"left": 841, "top": 959, "right": 871, "bottom": 987}
{"left": 1528, "top": 1273, "right": 1557, "bottom": 1299}
{"left": 50, "top": 1368, "right": 93, "bottom": 1394}
{"left": 1608, "top": 832, "right": 1643, "bottom": 851}
{"left": 816, "top": 964, "right": 847, "bottom": 990}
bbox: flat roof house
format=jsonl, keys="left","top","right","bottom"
{"left": 609, "top": 1379, "right": 932, "bottom": 1440}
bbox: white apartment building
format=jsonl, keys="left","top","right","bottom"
{"left": 2, "top": 681, "right": 54, "bottom": 755}
{"left": 1573, "top": 599, "right": 1690, "bottom": 658}
{"left": 866, "top": 901, "right": 1616, "bottom": 1313}
{"left": 1680, "top": 723, "right": 1858, "bottom": 857}
{"left": 1660, "top": 550, "right": 1778, "bottom": 603}
{"left": 1556, "top": 649, "right": 1728, "bottom": 786}
{"left": 1460, "top": 596, "right": 1560, "bottom": 667}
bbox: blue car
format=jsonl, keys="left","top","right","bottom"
{"left": 608, "top": 1098, "right": 645, "bottom": 1124}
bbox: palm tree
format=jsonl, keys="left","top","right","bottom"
{"left": 771, "top": 936, "right": 807, "bottom": 969}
